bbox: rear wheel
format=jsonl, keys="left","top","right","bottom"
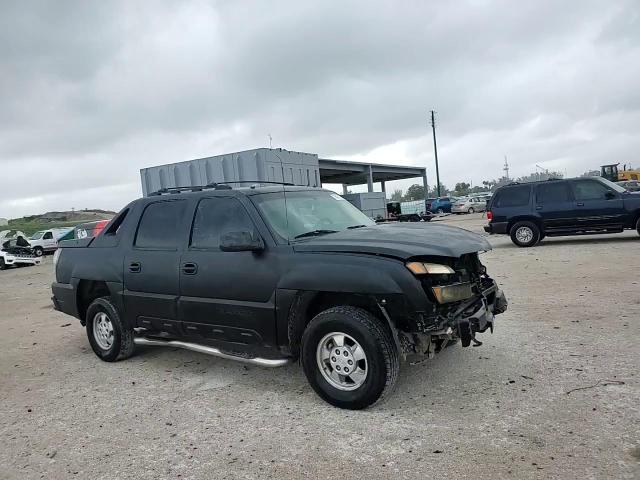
{"left": 86, "top": 297, "right": 135, "bottom": 362}
{"left": 301, "top": 306, "right": 399, "bottom": 410}
{"left": 468, "top": 207, "right": 475, "bottom": 214}
{"left": 510, "top": 221, "right": 541, "bottom": 247}
{"left": 636, "top": 217, "right": 640, "bottom": 236}
{"left": 436, "top": 208, "right": 444, "bottom": 214}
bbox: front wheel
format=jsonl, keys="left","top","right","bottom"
{"left": 301, "top": 306, "right": 399, "bottom": 410}
{"left": 86, "top": 297, "right": 135, "bottom": 362}
{"left": 436, "top": 208, "right": 444, "bottom": 214}
{"left": 468, "top": 207, "right": 475, "bottom": 214}
{"left": 510, "top": 221, "right": 541, "bottom": 247}
{"left": 636, "top": 217, "right": 640, "bottom": 236}
{"left": 33, "top": 246, "right": 44, "bottom": 257}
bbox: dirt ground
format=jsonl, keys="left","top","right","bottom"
{"left": 1, "top": 214, "right": 638, "bottom": 479}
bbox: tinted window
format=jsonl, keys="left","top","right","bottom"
{"left": 135, "top": 200, "right": 186, "bottom": 249}
{"left": 191, "top": 197, "right": 256, "bottom": 249}
{"left": 496, "top": 185, "right": 530, "bottom": 207}
{"left": 536, "top": 182, "right": 571, "bottom": 204}
{"left": 572, "top": 180, "right": 611, "bottom": 201}
{"left": 43, "top": 232, "right": 53, "bottom": 239}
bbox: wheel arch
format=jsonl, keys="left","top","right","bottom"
{"left": 508, "top": 215, "right": 543, "bottom": 234}
{"left": 285, "top": 291, "right": 398, "bottom": 359}
{"left": 76, "top": 280, "right": 120, "bottom": 326}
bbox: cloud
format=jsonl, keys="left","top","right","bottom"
{"left": 1, "top": 0, "right": 639, "bottom": 217}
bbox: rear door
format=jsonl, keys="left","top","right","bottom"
{"left": 569, "top": 179, "right": 626, "bottom": 229}
{"left": 179, "top": 196, "right": 280, "bottom": 346}
{"left": 534, "top": 181, "right": 575, "bottom": 232}
{"left": 123, "top": 199, "right": 189, "bottom": 333}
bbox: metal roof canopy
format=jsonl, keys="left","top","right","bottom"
{"left": 319, "top": 158, "right": 427, "bottom": 193}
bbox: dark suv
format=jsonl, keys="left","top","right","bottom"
{"left": 52, "top": 185, "right": 507, "bottom": 409}
{"left": 484, "top": 177, "right": 640, "bottom": 247}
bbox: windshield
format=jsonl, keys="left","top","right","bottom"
{"left": 597, "top": 177, "right": 627, "bottom": 193}
{"left": 30, "top": 231, "right": 44, "bottom": 240}
{"left": 251, "top": 190, "right": 375, "bottom": 242}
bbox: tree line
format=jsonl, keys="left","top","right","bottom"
{"left": 389, "top": 170, "right": 566, "bottom": 202}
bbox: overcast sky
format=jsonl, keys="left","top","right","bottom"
{"left": 1, "top": 0, "right": 639, "bottom": 218}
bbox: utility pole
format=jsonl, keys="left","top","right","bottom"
{"left": 430, "top": 110, "right": 441, "bottom": 197}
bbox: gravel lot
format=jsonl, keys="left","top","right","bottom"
{"left": 1, "top": 215, "right": 638, "bottom": 479}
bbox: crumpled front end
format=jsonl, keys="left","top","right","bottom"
{"left": 392, "top": 253, "right": 508, "bottom": 357}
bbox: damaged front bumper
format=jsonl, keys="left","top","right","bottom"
{"left": 399, "top": 280, "right": 508, "bottom": 357}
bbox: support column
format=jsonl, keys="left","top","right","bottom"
{"left": 381, "top": 181, "right": 386, "bottom": 197}
{"left": 422, "top": 170, "right": 429, "bottom": 212}
{"left": 367, "top": 165, "right": 374, "bottom": 192}
{"left": 342, "top": 184, "right": 348, "bottom": 195}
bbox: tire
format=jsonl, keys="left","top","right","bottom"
{"left": 636, "top": 216, "right": 640, "bottom": 236}
{"left": 468, "top": 207, "right": 475, "bottom": 214}
{"left": 510, "top": 221, "right": 541, "bottom": 248}
{"left": 85, "top": 297, "right": 135, "bottom": 362}
{"left": 0, "top": 258, "right": 6, "bottom": 270}
{"left": 33, "top": 247, "right": 44, "bottom": 257}
{"left": 301, "top": 306, "right": 399, "bottom": 410}
{"left": 436, "top": 208, "right": 444, "bottom": 214}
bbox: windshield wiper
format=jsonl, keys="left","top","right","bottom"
{"left": 347, "top": 224, "right": 367, "bottom": 229}
{"left": 293, "top": 229, "right": 338, "bottom": 239}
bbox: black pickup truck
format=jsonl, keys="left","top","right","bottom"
{"left": 52, "top": 185, "right": 507, "bottom": 409}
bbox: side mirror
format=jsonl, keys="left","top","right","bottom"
{"left": 219, "top": 230, "right": 264, "bottom": 252}
{"left": 605, "top": 191, "right": 616, "bottom": 200}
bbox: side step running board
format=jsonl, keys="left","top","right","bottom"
{"left": 133, "top": 337, "right": 291, "bottom": 368}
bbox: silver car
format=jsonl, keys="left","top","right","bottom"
{"left": 451, "top": 196, "right": 487, "bottom": 214}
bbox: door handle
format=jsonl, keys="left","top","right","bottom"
{"left": 535, "top": 205, "right": 542, "bottom": 210}
{"left": 576, "top": 202, "right": 584, "bottom": 207}
{"left": 182, "top": 262, "right": 198, "bottom": 275}
{"left": 129, "top": 262, "right": 141, "bottom": 273}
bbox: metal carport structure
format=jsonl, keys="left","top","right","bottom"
{"left": 318, "top": 158, "right": 428, "bottom": 195}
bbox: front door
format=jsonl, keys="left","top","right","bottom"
{"left": 42, "top": 231, "right": 56, "bottom": 251}
{"left": 179, "top": 196, "right": 280, "bottom": 346}
{"left": 123, "top": 199, "right": 188, "bottom": 334}
{"left": 569, "top": 179, "right": 626, "bottom": 229}
{"left": 534, "top": 181, "right": 575, "bottom": 232}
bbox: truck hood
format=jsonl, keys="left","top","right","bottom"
{"left": 293, "top": 222, "right": 491, "bottom": 259}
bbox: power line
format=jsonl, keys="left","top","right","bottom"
{"left": 430, "top": 110, "right": 441, "bottom": 197}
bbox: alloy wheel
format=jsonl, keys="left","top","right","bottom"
{"left": 316, "top": 332, "right": 368, "bottom": 391}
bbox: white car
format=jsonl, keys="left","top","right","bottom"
{"left": 29, "top": 228, "right": 73, "bottom": 256}
{"left": 451, "top": 196, "right": 487, "bottom": 214}
{"left": 0, "top": 249, "right": 42, "bottom": 270}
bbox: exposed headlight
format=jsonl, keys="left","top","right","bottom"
{"left": 432, "top": 283, "right": 474, "bottom": 304}
{"left": 406, "top": 262, "right": 455, "bottom": 275}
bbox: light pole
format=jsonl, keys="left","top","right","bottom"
{"left": 430, "top": 110, "right": 441, "bottom": 197}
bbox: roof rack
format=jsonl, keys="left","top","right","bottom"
{"left": 206, "top": 181, "right": 295, "bottom": 187}
{"left": 149, "top": 180, "right": 295, "bottom": 196}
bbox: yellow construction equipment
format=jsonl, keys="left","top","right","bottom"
{"left": 600, "top": 164, "right": 640, "bottom": 182}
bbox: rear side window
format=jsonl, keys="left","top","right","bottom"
{"left": 496, "top": 185, "right": 530, "bottom": 207}
{"left": 572, "top": 180, "right": 610, "bottom": 201}
{"left": 135, "top": 200, "right": 187, "bottom": 249}
{"left": 190, "top": 197, "right": 256, "bottom": 249}
{"left": 536, "top": 182, "right": 571, "bottom": 204}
